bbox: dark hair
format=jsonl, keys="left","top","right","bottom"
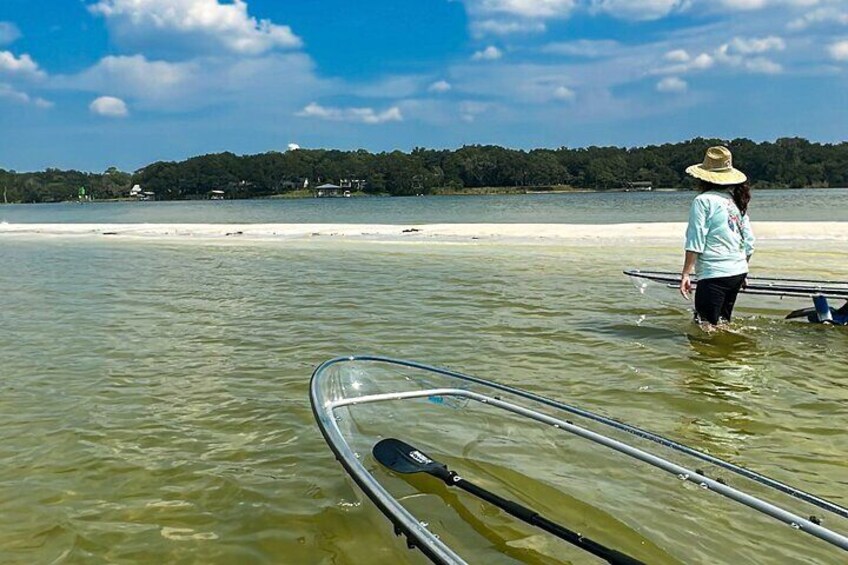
{"left": 699, "top": 180, "right": 751, "bottom": 216}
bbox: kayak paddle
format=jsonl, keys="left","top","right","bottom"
{"left": 373, "top": 438, "right": 644, "bottom": 565}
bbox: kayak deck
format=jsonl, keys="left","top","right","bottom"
{"left": 311, "top": 356, "right": 848, "bottom": 564}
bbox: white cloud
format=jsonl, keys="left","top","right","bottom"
{"left": 472, "top": 46, "right": 503, "bottom": 61}
{"left": 664, "top": 49, "right": 691, "bottom": 63}
{"left": 471, "top": 19, "right": 547, "bottom": 37}
{"left": 462, "top": 0, "right": 574, "bottom": 35}
{"left": 297, "top": 102, "right": 403, "bottom": 124}
{"left": 829, "top": 40, "right": 848, "bottom": 61}
{"left": 656, "top": 36, "right": 784, "bottom": 76}
{"left": 715, "top": 37, "right": 784, "bottom": 73}
{"left": 788, "top": 7, "right": 848, "bottom": 31}
{"left": 542, "top": 40, "right": 620, "bottom": 58}
{"left": 0, "top": 22, "right": 21, "bottom": 46}
{"left": 657, "top": 76, "right": 687, "bottom": 92}
{"left": 0, "top": 83, "right": 52, "bottom": 107}
{"left": 64, "top": 55, "right": 193, "bottom": 102}
{"left": 428, "top": 80, "right": 452, "bottom": 93}
{"left": 655, "top": 52, "right": 715, "bottom": 74}
{"left": 53, "top": 52, "right": 325, "bottom": 115}
{"left": 466, "top": 0, "right": 576, "bottom": 19}
{"left": 88, "top": 0, "right": 301, "bottom": 56}
{"left": 553, "top": 85, "right": 576, "bottom": 100}
{"left": 0, "top": 51, "right": 46, "bottom": 79}
{"left": 90, "top": 95, "right": 129, "bottom": 117}
{"left": 590, "top": 0, "right": 686, "bottom": 21}
{"left": 726, "top": 36, "right": 785, "bottom": 55}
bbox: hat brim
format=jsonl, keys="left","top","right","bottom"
{"left": 686, "top": 164, "right": 747, "bottom": 186}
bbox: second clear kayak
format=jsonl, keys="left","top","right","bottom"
{"left": 310, "top": 355, "right": 848, "bottom": 564}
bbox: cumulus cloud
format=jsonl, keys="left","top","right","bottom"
{"left": 53, "top": 52, "right": 324, "bottom": 114}
{"left": 0, "top": 22, "right": 21, "bottom": 46}
{"left": 553, "top": 85, "right": 576, "bottom": 100}
{"left": 63, "top": 55, "right": 193, "bottom": 102}
{"left": 462, "top": 0, "right": 574, "bottom": 36}
{"left": 655, "top": 36, "right": 784, "bottom": 76}
{"left": 657, "top": 76, "right": 687, "bottom": 92}
{"left": 472, "top": 46, "right": 503, "bottom": 61}
{"left": 0, "top": 83, "right": 52, "bottom": 107}
{"left": 664, "top": 49, "right": 691, "bottom": 63}
{"left": 829, "top": 40, "right": 848, "bottom": 61}
{"left": 0, "top": 51, "right": 46, "bottom": 79}
{"left": 90, "top": 95, "right": 129, "bottom": 117}
{"left": 88, "top": 0, "right": 301, "bottom": 56}
{"left": 465, "top": 0, "right": 576, "bottom": 19}
{"left": 428, "top": 80, "right": 452, "bottom": 93}
{"left": 655, "top": 51, "right": 715, "bottom": 74}
{"left": 471, "top": 19, "right": 547, "bottom": 37}
{"left": 297, "top": 102, "right": 403, "bottom": 124}
{"left": 788, "top": 7, "right": 848, "bottom": 31}
{"left": 725, "top": 36, "right": 785, "bottom": 55}
{"left": 590, "top": 0, "right": 686, "bottom": 21}
{"left": 714, "top": 36, "right": 784, "bottom": 73}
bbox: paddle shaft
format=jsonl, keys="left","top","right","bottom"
{"left": 436, "top": 468, "right": 644, "bottom": 565}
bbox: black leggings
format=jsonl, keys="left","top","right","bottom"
{"left": 694, "top": 273, "right": 747, "bottom": 325}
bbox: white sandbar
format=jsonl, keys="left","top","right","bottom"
{"left": 1, "top": 222, "right": 846, "bottom": 244}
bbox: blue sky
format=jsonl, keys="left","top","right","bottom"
{"left": 2, "top": 0, "right": 848, "bottom": 172}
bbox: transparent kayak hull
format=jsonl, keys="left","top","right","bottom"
{"left": 310, "top": 355, "right": 848, "bottom": 564}
{"left": 624, "top": 269, "right": 848, "bottom": 324}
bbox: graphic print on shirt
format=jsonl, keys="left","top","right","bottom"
{"left": 725, "top": 200, "right": 745, "bottom": 251}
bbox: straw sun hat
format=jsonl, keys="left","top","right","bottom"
{"left": 685, "top": 146, "right": 747, "bottom": 185}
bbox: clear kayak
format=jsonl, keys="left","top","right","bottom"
{"left": 624, "top": 270, "right": 848, "bottom": 325}
{"left": 310, "top": 356, "right": 848, "bottom": 564}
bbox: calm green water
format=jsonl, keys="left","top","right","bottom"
{"left": 2, "top": 188, "right": 848, "bottom": 224}
{"left": 2, "top": 235, "right": 846, "bottom": 563}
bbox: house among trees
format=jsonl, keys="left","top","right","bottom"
{"left": 315, "top": 183, "right": 346, "bottom": 197}
{"left": 130, "top": 184, "right": 155, "bottom": 200}
{"left": 625, "top": 181, "right": 653, "bottom": 191}
{"left": 279, "top": 178, "right": 309, "bottom": 191}
{"left": 340, "top": 178, "right": 366, "bottom": 190}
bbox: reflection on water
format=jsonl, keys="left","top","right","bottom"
{"left": 0, "top": 237, "right": 846, "bottom": 562}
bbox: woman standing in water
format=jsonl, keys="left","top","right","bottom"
{"left": 679, "top": 146, "right": 755, "bottom": 327}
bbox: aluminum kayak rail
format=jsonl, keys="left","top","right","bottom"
{"left": 625, "top": 269, "right": 848, "bottom": 299}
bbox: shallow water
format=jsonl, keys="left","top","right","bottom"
{"left": 1, "top": 233, "right": 846, "bottom": 563}
{"left": 2, "top": 187, "right": 848, "bottom": 224}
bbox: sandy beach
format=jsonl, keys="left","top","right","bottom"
{"left": 1, "top": 222, "right": 847, "bottom": 244}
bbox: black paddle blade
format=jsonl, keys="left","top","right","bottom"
{"left": 373, "top": 438, "right": 447, "bottom": 478}
{"left": 785, "top": 306, "right": 815, "bottom": 320}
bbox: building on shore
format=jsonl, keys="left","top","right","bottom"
{"left": 315, "top": 183, "right": 346, "bottom": 198}
{"left": 624, "top": 181, "right": 653, "bottom": 192}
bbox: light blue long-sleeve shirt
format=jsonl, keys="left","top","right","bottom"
{"left": 684, "top": 191, "right": 755, "bottom": 280}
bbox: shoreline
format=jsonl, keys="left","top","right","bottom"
{"left": 2, "top": 222, "right": 847, "bottom": 244}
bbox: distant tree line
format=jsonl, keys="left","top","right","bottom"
{"left": 2, "top": 137, "right": 847, "bottom": 203}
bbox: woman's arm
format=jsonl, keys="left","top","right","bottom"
{"left": 681, "top": 197, "right": 707, "bottom": 299}
{"left": 680, "top": 250, "right": 699, "bottom": 299}
{"left": 742, "top": 214, "right": 755, "bottom": 259}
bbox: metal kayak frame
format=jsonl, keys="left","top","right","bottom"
{"left": 310, "top": 356, "right": 848, "bottom": 564}
{"left": 625, "top": 270, "right": 848, "bottom": 325}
